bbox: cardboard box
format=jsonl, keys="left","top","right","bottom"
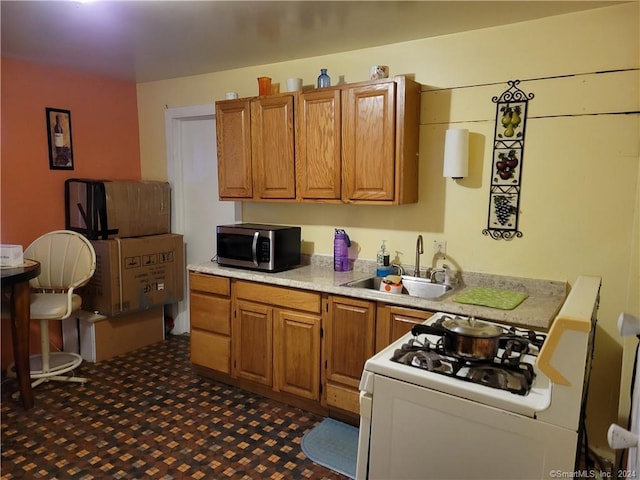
{"left": 0, "top": 244, "right": 23, "bottom": 267}
{"left": 81, "top": 234, "right": 185, "bottom": 316}
{"left": 77, "top": 307, "right": 165, "bottom": 363}
{"left": 65, "top": 179, "right": 171, "bottom": 240}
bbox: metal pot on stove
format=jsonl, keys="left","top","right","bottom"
{"left": 411, "top": 316, "right": 503, "bottom": 361}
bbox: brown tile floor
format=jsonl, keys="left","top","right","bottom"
{"left": 1, "top": 334, "right": 348, "bottom": 479}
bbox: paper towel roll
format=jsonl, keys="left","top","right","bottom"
{"left": 443, "top": 128, "right": 469, "bottom": 179}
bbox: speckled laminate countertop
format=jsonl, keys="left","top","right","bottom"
{"left": 187, "top": 255, "right": 567, "bottom": 330}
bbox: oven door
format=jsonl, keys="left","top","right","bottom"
{"left": 356, "top": 389, "right": 373, "bottom": 480}
{"left": 364, "top": 374, "right": 576, "bottom": 480}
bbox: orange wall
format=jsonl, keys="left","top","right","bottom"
{"left": 1, "top": 57, "right": 141, "bottom": 246}
{"left": 0, "top": 57, "right": 142, "bottom": 368}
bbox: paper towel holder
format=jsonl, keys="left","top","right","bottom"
{"left": 443, "top": 128, "right": 469, "bottom": 179}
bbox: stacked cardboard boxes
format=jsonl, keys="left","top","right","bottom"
{"left": 65, "top": 179, "right": 171, "bottom": 240}
{"left": 65, "top": 179, "right": 184, "bottom": 361}
{"left": 63, "top": 308, "right": 165, "bottom": 363}
{"left": 81, "top": 233, "right": 184, "bottom": 317}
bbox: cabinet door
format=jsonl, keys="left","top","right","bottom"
{"left": 273, "top": 310, "right": 321, "bottom": 400}
{"left": 233, "top": 300, "right": 273, "bottom": 386}
{"left": 296, "top": 89, "right": 342, "bottom": 200}
{"left": 376, "top": 305, "right": 434, "bottom": 351}
{"left": 215, "top": 100, "right": 253, "bottom": 199}
{"left": 342, "top": 81, "right": 396, "bottom": 202}
{"left": 325, "top": 296, "right": 375, "bottom": 413}
{"left": 251, "top": 95, "right": 296, "bottom": 199}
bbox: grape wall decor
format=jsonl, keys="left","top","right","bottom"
{"left": 483, "top": 80, "right": 534, "bottom": 240}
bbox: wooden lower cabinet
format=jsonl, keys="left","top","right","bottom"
{"left": 189, "top": 272, "right": 232, "bottom": 374}
{"left": 233, "top": 298, "right": 321, "bottom": 397}
{"left": 324, "top": 296, "right": 375, "bottom": 415}
{"left": 233, "top": 280, "right": 322, "bottom": 401}
{"left": 189, "top": 272, "right": 437, "bottom": 420}
{"left": 376, "top": 304, "right": 435, "bottom": 352}
{"left": 191, "top": 329, "right": 230, "bottom": 374}
{"left": 233, "top": 300, "right": 273, "bottom": 386}
{"left": 273, "top": 310, "right": 321, "bottom": 400}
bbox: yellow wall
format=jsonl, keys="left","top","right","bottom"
{"left": 137, "top": 3, "right": 639, "bottom": 460}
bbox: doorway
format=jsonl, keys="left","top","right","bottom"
{"left": 165, "top": 105, "right": 241, "bottom": 334}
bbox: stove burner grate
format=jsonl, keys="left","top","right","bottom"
{"left": 391, "top": 335, "right": 536, "bottom": 395}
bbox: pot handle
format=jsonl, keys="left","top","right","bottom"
{"left": 411, "top": 323, "right": 448, "bottom": 337}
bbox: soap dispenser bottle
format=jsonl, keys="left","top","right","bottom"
{"left": 376, "top": 241, "right": 392, "bottom": 277}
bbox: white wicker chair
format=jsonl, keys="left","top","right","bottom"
{"left": 9, "top": 230, "right": 96, "bottom": 387}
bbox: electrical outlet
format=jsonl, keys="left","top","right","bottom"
{"left": 434, "top": 240, "right": 446, "bottom": 256}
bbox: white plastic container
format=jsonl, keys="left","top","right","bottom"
{"left": 0, "top": 244, "right": 23, "bottom": 267}
{"left": 379, "top": 275, "right": 402, "bottom": 294}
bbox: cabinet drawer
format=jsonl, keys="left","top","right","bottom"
{"left": 326, "top": 383, "right": 360, "bottom": 415}
{"left": 190, "top": 272, "right": 230, "bottom": 296}
{"left": 234, "top": 280, "right": 321, "bottom": 314}
{"left": 190, "top": 329, "right": 230, "bottom": 374}
{"left": 190, "top": 292, "right": 230, "bottom": 334}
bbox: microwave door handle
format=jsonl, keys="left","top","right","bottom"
{"left": 251, "top": 232, "right": 260, "bottom": 266}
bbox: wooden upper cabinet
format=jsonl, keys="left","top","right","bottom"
{"left": 251, "top": 95, "right": 296, "bottom": 200}
{"left": 342, "top": 81, "right": 396, "bottom": 202}
{"left": 296, "top": 88, "right": 342, "bottom": 201}
{"left": 216, "top": 99, "right": 253, "bottom": 199}
{"left": 215, "top": 76, "right": 420, "bottom": 204}
{"left": 342, "top": 76, "right": 420, "bottom": 205}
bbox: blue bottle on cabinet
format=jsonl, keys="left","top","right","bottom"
{"left": 317, "top": 69, "right": 331, "bottom": 88}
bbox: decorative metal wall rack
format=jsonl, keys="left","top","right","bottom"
{"left": 483, "top": 80, "right": 534, "bottom": 240}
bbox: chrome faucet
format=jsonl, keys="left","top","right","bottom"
{"left": 429, "top": 264, "right": 450, "bottom": 284}
{"left": 414, "top": 235, "right": 423, "bottom": 277}
{"left": 392, "top": 263, "right": 405, "bottom": 276}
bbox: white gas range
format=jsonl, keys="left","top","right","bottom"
{"left": 356, "top": 275, "right": 601, "bottom": 480}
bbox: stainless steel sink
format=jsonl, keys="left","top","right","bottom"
{"left": 400, "top": 275, "right": 454, "bottom": 299}
{"left": 343, "top": 275, "right": 455, "bottom": 300}
{"left": 344, "top": 276, "right": 383, "bottom": 290}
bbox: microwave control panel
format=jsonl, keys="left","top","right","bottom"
{"left": 258, "top": 238, "right": 271, "bottom": 262}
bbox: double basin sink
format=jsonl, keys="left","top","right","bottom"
{"left": 343, "top": 275, "right": 456, "bottom": 300}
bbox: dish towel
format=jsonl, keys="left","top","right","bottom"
{"left": 453, "top": 287, "right": 528, "bottom": 310}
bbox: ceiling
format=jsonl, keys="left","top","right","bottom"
{"left": 0, "top": 1, "right": 622, "bottom": 83}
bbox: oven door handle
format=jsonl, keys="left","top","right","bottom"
{"left": 251, "top": 231, "right": 260, "bottom": 267}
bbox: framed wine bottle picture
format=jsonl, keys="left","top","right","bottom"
{"left": 45, "top": 107, "right": 74, "bottom": 170}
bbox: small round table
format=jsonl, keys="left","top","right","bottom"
{"left": 1, "top": 260, "right": 41, "bottom": 409}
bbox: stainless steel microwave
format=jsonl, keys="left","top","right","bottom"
{"left": 216, "top": 223, "right": 301, "bottom": 272}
